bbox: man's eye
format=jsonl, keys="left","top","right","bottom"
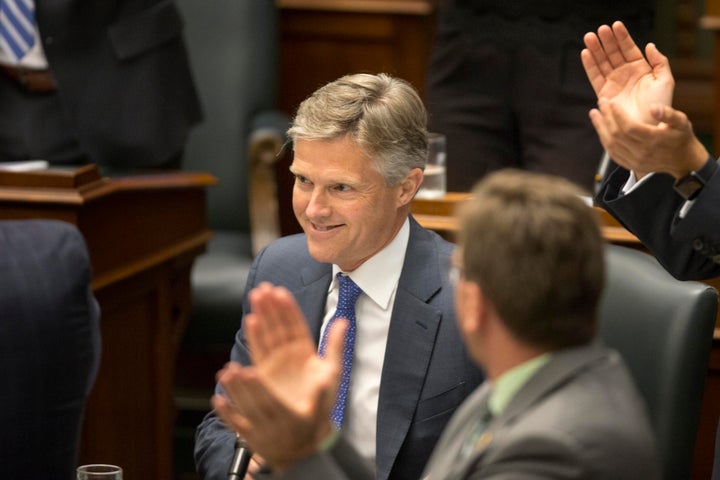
{"left": 334, "top": 184, "right": 351, "bottom": 192}
{"left": 295, "top": 175, "right": 310, "bottom": 184}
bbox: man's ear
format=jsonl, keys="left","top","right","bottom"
{"left": 397, "top": 168, "right": 424, "bottom": 206}
{"left": 458, "top": 281, "right": 485, "bottom": 335}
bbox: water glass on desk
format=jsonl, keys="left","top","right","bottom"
{"left": 77, "top": 464, "right": 123, "bottom": 479}
{"left": 416, "top": 132, "right": 446, "bottom": 199}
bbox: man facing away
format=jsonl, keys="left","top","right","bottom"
{"left": 194, "top": 73, "right": 485, "bottom": 480}
{"left": 211, "top": 169, "right": 660, "bottom": 480}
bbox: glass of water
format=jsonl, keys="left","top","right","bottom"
{"left": 416, "top": 132, "right": 447, "bottom": 199}
{"left": 77, "top": 464, "right": 123, "bottom": 480}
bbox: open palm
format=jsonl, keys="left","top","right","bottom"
{"left": 582, "top": 22, "right": 674, "bottom": 125}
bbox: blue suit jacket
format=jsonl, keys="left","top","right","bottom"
{"left": 195, "top": 216, "right": 485, "bottom": 480}
{"left": 0, "top": 220, "right": 101, "bottom": 479}
{"left": 597, "top": 160, "right": 720, "bottom": 280}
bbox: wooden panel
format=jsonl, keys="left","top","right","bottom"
{"left": 277, "top": 0, "right": 436, "bottom": 116}
{"left": 0, "top": 166, "right": 214, "bottom": 479}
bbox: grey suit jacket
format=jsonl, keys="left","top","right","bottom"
{"left": 194, "top": 216, "right": 485, "bottom": 480}
{"left": 0, "top": 220, "right": 101, "bottom": 479}
{"left": 271, "top": 343, "right": 660, "bottom": 480}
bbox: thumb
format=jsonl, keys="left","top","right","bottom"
{"left": 324, "top": 318, "right": 349, "bottom": 375}
{"left": 645, "top": 43, "right": 672, "bottom": 77}
{"left": 650, "top": 104, "right": 689, "bottom": 130}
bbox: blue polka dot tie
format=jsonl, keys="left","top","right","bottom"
{"left": 0, "top": 0, "right": 36, "bottom": 61}
{"left": 319, "top": 273, "right": 362, "bottom": 429}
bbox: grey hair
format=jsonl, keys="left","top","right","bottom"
{"left": 287, "top": 73, "right": 428, "bottom": 185}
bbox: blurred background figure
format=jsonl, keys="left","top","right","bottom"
{"left": 0, "top": 220, "right": 101, "bottom": 479}
{"left": 424, "top": 0, "right": 655, "bottom": 191}
{"left": 0, "top": 0, "right": 201, "bottom": 170}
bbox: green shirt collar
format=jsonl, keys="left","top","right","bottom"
{"left": 488, "top": 353, "right": 551, "bottom": 416}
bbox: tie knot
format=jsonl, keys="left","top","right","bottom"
{"left": 337, "top": 273, "right": 362, "bottom": 308}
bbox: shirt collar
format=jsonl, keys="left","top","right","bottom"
{"left": 489, "top": 353, "right": 551, "bottom": 417}
{"left": 331, "top": 217, "right": 410, "bottom": 310}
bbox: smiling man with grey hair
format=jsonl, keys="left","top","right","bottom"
{"left": 194, "top": 73, "right": 484, "bottom": 480}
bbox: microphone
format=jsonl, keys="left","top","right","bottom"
{"left": 227, "top": 434, "right": 253, "bottom": 480}
{"left": 594, "top": 150, "right": 611, "bottom": 196}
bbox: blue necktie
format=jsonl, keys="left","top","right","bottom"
{"left": 319, "top": 273, "right": 362, "bottom": 429}
{"left": 0, "top": 0, "right": 36, "bottom": 61}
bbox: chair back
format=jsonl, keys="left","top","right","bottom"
{"left": 172, "top": 4, "right": 286, "bottom": 472}
{"left": 179, "top": 0, "right": 280, "bottom": 234}
{"left": 598, "top": 244, "right": 717, "bottom": 480}
{"left": 176, "top": 0, "right": 285, "bottom": 352}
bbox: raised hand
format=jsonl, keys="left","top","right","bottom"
{"left": 212, "top": 282, "right": 348, "bottom": 472}
{"left": 589, "top": 101, "right": 708, "bottom": 179}
{"left": 582, "top": 21, "right": 674, "bottom": 125}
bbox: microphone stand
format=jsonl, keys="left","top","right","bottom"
{"left": 227, "top": 434, "right": 253, "bottom": 480}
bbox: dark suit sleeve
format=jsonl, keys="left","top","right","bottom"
{"left": 194, "top": 245, "right": 267, "bottom": 480}
{"left": 596, "top": 161, "right": 720, "bottom": 280}
{"left": 255, "top": 436, "right": 375, "bottom": 480}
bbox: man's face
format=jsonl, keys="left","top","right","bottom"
{"left": 291, "top": 136, "right": 410, "bottom": 272}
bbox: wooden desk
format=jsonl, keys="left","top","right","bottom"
{"left": 411, "top": 192, "right": 642, "bottom": 246}
{"left": 0, "top": 165, "right": 216, "bottom": 479}
{"left": 411, "top": 192, "right": 720, "bottom": 480}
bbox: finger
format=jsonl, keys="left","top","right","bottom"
{"left": 601, "top": 101, "right": 655, "bottom": 168}
{"left": 247, "top": 284, "right": 295, "bottom": 360}
{"left": 245, "top": 284, "right": 274, "bottom": 360}
{"left": 244, "top": 457, "right": 264, "bottom": 480}
{"left": 273, "top": 286, "right": 314, "bottom": 345}
{"left": 580, "top": 47, "right": 605, "bottom": 96}
{"left": 212, "top": 394, "right": 252, "bottom": 435}
{"left": 611, "top": 20, "right": 644, "bottom": 63}
{"left": 651, "top": 104, "right": 689, "bottom": 131}
{"left": 589, "top": 108, "right": 617, "bottom": 156}
{"left": 218, "top": 366, "right": 285, "bottom": 434}
{"left": 583, "top": 28, "right": 615, "bottom": 79}
{"left": 247, "top": 283, "right": 281, "bottom": 349}
{"left": 645, "top": 43, "right": 674, "bottom": 90}
{"left": 589, "top": 102, "right": 637, "bottom": 167}
{"left": 324, "top": 318, "right": 349, "bottom": 376}
{"left": 596, "top": 23, "right": 627, "bottom": 70}
{"left": 216, "top": 363, "right": 254, "bottom": 412}
{"left": 253, "top": 285, "right": 314, "bottom": 361}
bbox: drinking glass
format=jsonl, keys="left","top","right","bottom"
{"left": 416, "top": 132, "right": 447, "bottom": 199}
{"left": 77, "top": 464, "right": 123, "bottom": 480}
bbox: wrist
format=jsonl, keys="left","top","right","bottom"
{"left": 673, "top": 156, "right": 718, "bottom": 201}
{"left": 672, "top": 139, "right": 710, "bottom": 179}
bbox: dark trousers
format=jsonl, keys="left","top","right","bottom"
{"left": 0, "top": 72, "right": 87, "bottom": 164}
{"left": 0, "top": 72, "right": 183, "bottom": 170}
{"left": 425, "top": 12, "right": 653, "bottom": 192}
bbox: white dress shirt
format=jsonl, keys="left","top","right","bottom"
{"left": 621, "top": 171, "right": 695, "bottom": 218}
{"left": 319, "top": 218, "right": 410, "bottom": 466}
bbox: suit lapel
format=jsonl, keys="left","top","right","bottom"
{"left": 497, "top": 343, "right": 608, "bottom": 427}
{"left": 423, "top": 383, "right": 493, "bottom": 480}
{"left": 375, "top": 219, "right": 447, "bottom": 480}
{"left": 441, "top": 344, "right": 610, "bottom": 479}
{"left": 293, "top": 262, "right": 333, "bottom": 343}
